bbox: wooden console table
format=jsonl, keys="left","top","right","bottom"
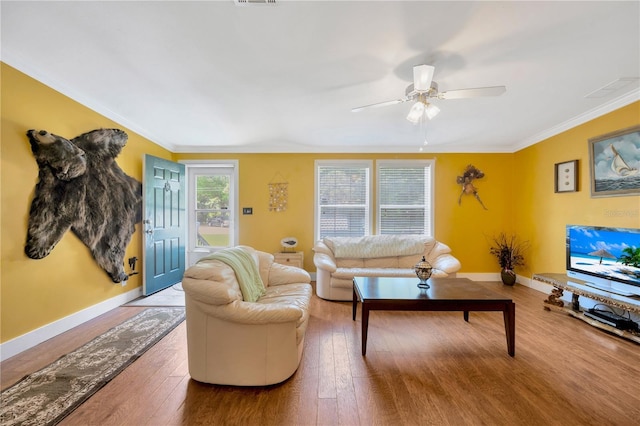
{"left": 533, "top": 273, "right": 640, "bottom": 344}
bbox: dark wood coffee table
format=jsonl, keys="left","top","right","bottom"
{"left": 352, "top": 276, "right": 515, "bottom": 356}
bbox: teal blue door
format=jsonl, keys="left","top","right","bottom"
{"left": 143, "top": 155, "right": 186, "bottom": 295}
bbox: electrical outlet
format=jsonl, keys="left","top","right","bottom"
{"left": 243, "top": 207, "right": 253, "bottom": 215}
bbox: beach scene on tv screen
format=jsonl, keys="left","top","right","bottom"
{"left": 569, "top": 227, "right": 640, "bottom": 285}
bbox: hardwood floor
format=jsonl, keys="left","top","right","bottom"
{"left": 2, "top": 282, "right": 640, "bottom": 425}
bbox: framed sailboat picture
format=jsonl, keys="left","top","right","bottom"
{"left": 588, "top": 125, "right": 640, "bottom": 198}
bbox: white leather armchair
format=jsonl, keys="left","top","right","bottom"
{"left": 182, "top": 246, "right": 312, "bottom": 386}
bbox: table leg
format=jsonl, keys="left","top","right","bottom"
{"left": 463, "top": 311, "right": 469, "bottom": 322}
{"left": 503, "top": 302, "right": 516, "bottom": 357}
{"left": 361, "top": 304, "right": 369, "bottom": 356}
{"left": 571, "top": 293, "right": 580, "bottom": 312}
{"left": 352, "top": 285, "right": 357, "bottom": 321}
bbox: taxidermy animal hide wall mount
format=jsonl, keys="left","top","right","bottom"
{"left": 25, "top": 128, "right": 142, "bottom": 283}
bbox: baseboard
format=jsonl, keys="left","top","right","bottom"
{"left": 519, "top": 275, "right": 551, "bottom": 294}
{"left": 458, "top": 272, "right": 549, "bottom": 294}
{"left": 0, "top": 286, "right": 142, "bottom": 362}
{"left": 458, "top": 272, "right": 501, "bottom": 281}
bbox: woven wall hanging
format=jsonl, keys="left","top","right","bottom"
{"left": 268, "top": 173, "right": 288, "bottom": 212}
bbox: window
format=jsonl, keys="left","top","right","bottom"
{"left": 184, "top": 161, "right": 238, "bottom": 263}
{"left": 315, "top": 160, "right": 372, "bottom": 239}
{"left": 377, "top": 160, "right": 434, "bottom": 236}
{"left": 315, "top": 159, "right": 434, "bottom": 239}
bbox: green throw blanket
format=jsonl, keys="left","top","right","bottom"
{"left": 198, "top": 247, "right": 266, "bottom": 302}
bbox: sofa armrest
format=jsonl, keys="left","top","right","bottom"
{"left": 268, "top": 262, "right": 311, "bottom": 286}
{"left": 313, "top": 252, "right": 337, "bottom": 272}
{"left": 189, "top": 298, "right": 306, "bottom": 325}
{"left": 431, "top": 253, "right": 462, "bottom": 274}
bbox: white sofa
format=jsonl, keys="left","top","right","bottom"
{"left": 313, "top": 235, "right": 461, "bottom": 301}
{"left": 182, "top": 246, "right": 312, "bottom": 386}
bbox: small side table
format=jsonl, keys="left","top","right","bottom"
{"left": 273, "top": 251, "right": 304, "bottom": 269}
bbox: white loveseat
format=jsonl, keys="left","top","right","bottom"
{"left": 182, "top": 246, "right": 312, "bottom": 386}
{"left": 313, "top": 235, "right": 461, "bottom": 301}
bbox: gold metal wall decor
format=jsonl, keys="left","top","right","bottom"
{"left": 269, "top": 173, "right": 288, "bottom": 212}
{"left": 456, "top": 164, "right": 488, "bottom": 210}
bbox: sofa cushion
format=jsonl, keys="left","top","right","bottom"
{"left": 398, "top": 255, "right": 422, "bottom": 268}
{"left": 332, "top": 267, "right": 416, "bottom": 280}
{"left": 363, "top": 256, "right": 401, "bottom": 268}
{"left": 336, "top": 258, "right": 365, "bottom": 268}
{"left": 325, "top": 235, "right": 426, "bottom": 258}
{"left": 259, "top": 283, "right": 311, "bottom": 344}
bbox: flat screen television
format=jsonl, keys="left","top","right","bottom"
{"left": 566, "top": 225, "right": 640, "bottom": 296}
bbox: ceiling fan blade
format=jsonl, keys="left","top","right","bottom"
{"left": 413, "top": 65, "right": 435, "bottom": 92}
{"left": 351, "top": 98, "right": 407, "bottom": 112}
{"left": 439, "top": 86, "right": 506, "bottom": 100}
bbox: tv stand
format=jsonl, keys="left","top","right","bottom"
{"left": 533, "top": 273, "right": 640, "bottom": 344}
{"left": 575, "top": 279, "right": 636, "bottom": 296}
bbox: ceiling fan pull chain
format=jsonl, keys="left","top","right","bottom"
{"left": 422, "top": 121, "right": 429, "bottom": 146}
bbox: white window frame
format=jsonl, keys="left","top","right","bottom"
{"left": 376, "top": 159, "right": 434, "bottom": 237}
{"left": 182, "top": 160, "right": 239, "bottom": 266}
{"left": 314, "top": 160, "right": 373, "bottom": 241}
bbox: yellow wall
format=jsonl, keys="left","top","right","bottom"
{"left": 175, "top": 152, "right": 516, "bottom": 272}
{"left": 2, "top": 60, "right": 638, "bottom": 345}
{"left": 514, "top": 102, "right": 640, "bottom": 278}
{"left": 1, "top": 63, "right": 173, "bottom": 341}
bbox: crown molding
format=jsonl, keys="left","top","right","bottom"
{"left": 512, "top": 90, "right": 640, "bottom": 153}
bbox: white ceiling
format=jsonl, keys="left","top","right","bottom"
{"left": 2, "top": 1, "right": 639, "bottom": 153}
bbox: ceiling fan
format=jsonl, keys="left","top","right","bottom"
{"left": 352, "top": 65, "right": 506, "bottom": 124}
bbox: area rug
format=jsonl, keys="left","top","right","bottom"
{"left": 125, "top": 283, "right": 185, "bottom": 307}
{"left": 0, "top": 307, "right": 185, "bottom": 426}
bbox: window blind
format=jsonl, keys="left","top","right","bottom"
{"left": 378, "top": 162, "right": 432, "bottom": 236}
{"left": 317, "top": 164, "right": 370, "bottom": 238}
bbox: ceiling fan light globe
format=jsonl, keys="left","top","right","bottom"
{"left": 425, "top": 103, "right": 440, "bottom": 120}
{"left": 406, "top": 102, "right": 425, "bottom": 124}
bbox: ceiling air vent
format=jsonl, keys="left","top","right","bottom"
{"left": 234, "top": 0, "right": 276, "bottom": 5}
{"left": 585, "top": 77, "right": 639, "bottom": 99}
